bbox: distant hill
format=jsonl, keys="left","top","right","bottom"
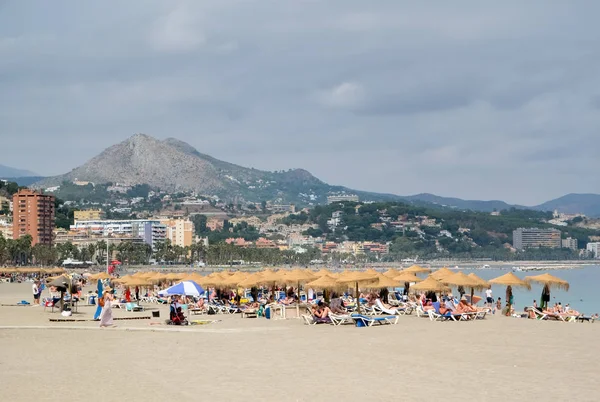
{"left": 30, "top": 134, "right": 600, "bottom": 214}
{"left": 33, "top": 134, "right": 403, "bottom": 206}
{"left": 3, "top": 176, "right": 46, "bottom": 187}
{"left": 403, "top": 193, "right": 600, "bottom": 217}
{"left": 402, "top": 193, "right": 522, "bottom": 212}
{"left": 534, "top": 194, "right": 600, "bottom": 217}
{"left": 0, "top": 164, "right": 37, "bottom": 178}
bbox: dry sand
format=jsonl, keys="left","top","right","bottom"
{"left": 0, "top": 282, "right": 598, "bottom": 402}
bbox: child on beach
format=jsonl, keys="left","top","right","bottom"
{"left": 495, "top": 297, "right": 502, "bottom": 313}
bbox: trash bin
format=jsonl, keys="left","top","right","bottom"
{"left": 152, "top": 311, "right": 160, "bottom": 318}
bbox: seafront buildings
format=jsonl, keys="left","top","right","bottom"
{"left": 513, "top": 228, "right": 562, "bottom": 250}
{"left": 70, "top": 219, "right": 167, "bottom": 249}
{"left": 586, "top": 242, "right": 600, "bottom": 258}
{"left": 12, "top": 189, "right": 55, "bottom": 246}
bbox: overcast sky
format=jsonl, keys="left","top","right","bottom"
{"left": 2, "top": 1, "right": 600, "bottom": 205}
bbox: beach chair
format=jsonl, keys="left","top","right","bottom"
{"left": 375, "top": 299, "right": 401, "bottom": 315}
{"left": 329, "top": 312, "right": 354, "bottom": 326}
{"left": 125, "top": 302, "right": 144, "bottom": 312}
{"left": 302, "top": 314, "right": 317, "bottom": 325}
{"left": 530, "top": 306, "right": 548, "bottom": 320}
{"left": 351, "top": 314, "right": 398, "bottom": 327}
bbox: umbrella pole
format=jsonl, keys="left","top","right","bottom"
{"left": 470, "top": 287, "right": 474, "bottom": 305}
{"left": 356, "top": 282, "right": 360, "bottom": 315}
{"left": 296, "top": 280, "right": 300, "bottom": 319}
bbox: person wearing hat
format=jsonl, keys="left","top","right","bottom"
{"left": 99, "top": 287, "right": 115, "bottom": 327}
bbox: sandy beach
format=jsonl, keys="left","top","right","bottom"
{"left": 1, "top": 282, "right": 598, "bottom": 402}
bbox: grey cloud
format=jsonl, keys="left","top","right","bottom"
{"left": 2, "top": 1, "right": 600, "bottom": 205}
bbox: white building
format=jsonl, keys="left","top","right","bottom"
{"left": 586, "top": 242, "right": 600, "bottom": 258}
{"left": 70, "top": 219, "right": 167, "bottom": 249}
{"left": 327, "top": 194, "right": 359, "bottom": 204}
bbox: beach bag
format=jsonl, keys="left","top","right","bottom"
{"left": 98, "top": 296, "right": 105, "bottom": 308}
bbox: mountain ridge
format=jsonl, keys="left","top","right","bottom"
{"left": 0, "top": 164, "right": 37, "bottom": 178}
{"left": 31, "top": 134, "right": 600, "bottom": 215}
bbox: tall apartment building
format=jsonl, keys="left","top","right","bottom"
{"left": 512, "top": 228, "right": 561, "bottom": 250}
{"left": 12, "top": 189, "right": 55, "bottom": 246}
{"left": 586, "top": 242, "right": 600, "bottom": 258}
{"left": 160, "top": 218, "right": 194, "bottom": 247}
{"left": 74, "top": 209, "right": 105, "bottom": 222}
{"left": 561, "top": 237, "right": 578, "bottom": 251}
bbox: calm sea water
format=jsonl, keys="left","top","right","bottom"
{"left": 460, "top": 266, "right": 600, "bottom": 315}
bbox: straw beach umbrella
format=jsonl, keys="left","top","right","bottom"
{"left": 306, "top": 274, "right": 341, "bottom": 289}
{"left": 393, "top": 271, "right": 423, "bottom": 295}
{"left": 403, "top": 265, "right": 431, "bottom": 274}
{"left": 336, "top": 271, "right": 378, "bottom": 314}
{"left": 524, "top": 273, "right": 569, "bottom": 310}
{"left": 442, "top": 272, "right": 487, "bottom": 303}
{"left": 489, "top": 272, "right": 531, "bottom": 314}
{"left": 431, "top": 267, "right": 454, "bottom": 280}
{"left": 282, "top": 269, "right": 316, "bottom": 316}
{"left": 383, "top": 268, "right": 403, "bottom": 278}
{"left": 411, "top": 276, "right": 450, "bottom": 294}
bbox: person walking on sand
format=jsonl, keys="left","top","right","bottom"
{"left": 32, "top": 281, "right": 40, "bottom": 306}
{"left": 485, "top": 286, "right": 493, "bottom": 309}
{"left": 99, "top": 288, "right": 115, "bottom": 327}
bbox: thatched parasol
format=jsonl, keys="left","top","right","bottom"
{"left": 313, "top": 268, "right": 333, "bottom": 277}
{"left": 489, "top": 272, "right": 532, "bottom": 313}
{"left": 369, "top": 273, "right": 402, "bottom": 289}
{"left": 402, "top": 264, "right": 431, "bottom": 274}
{"left": 282, "top": 269, "right": 316, "bottom": 315}
{"left": 383, "top": 268, "right": 403, "bottom": 278}
{"left": 430, "top": 267, "right": 454, "bottom": 280}
{"left": 442, "top": 271, "right": 488, "bottom": 303}
{"left": 89, "top": 272, "right": 111, "bottom": 280}
{"left": 525, "top": 273, "right": 569, "bottom": 310}
{"left": 411, "top": 276, "right": 450, "bottom": 293}
{"left": 0, "top": 267, "right": 16, "bottom": 274}
{"left": 393, "top": 271, "right": 423, "bottom": 295}
{"left": 336, "top": 271, "right": 378, "bottom": 314}
{"left": 305, "top": 274, "right": 342, "bottom": 289}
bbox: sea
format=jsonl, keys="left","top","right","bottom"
{"left": 458, "top": 265, "right": 600, "bottom": 315}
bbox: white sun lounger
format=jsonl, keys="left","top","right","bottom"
{"left": 329, "top": 312, "right": 354, "bottom": 326}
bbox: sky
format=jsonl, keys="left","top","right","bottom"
{"left": 2, "top": 1, "right": 600, "bottom": 205}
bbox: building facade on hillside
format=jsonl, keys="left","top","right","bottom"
{"left": 12, "top": 189, "right": 55, "bottom": 246}
{"left": 512, "top": 228, "right": 561, "bottom": 250}
{"left": 206, "top": 218, "right": 224, "bottom": 231}
{"left": 0, "top": 220, "right": 12, "bottom": 239}
{"left": 0, "top": 195, "right": 11, "bottom": 212}
{"left": 74, "top": 209, "right": 105, "bottom": 222}
{"left": 70, "top": 219, "right": 166, "bottom": 249}
{"left": 586, "top": 242, "right": 600, "bottom": 258}
{"left": 561, "top": 237, "right": 578, "bottom": 251}
{"left": 327, "top": 194, "right": 359, "bottom": 204}
{"left": 161, "top": 218, "right": 194, "bottom": 247}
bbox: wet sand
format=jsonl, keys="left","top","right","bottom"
{"left": 0, "top": 283, "right": 598, "bottom": 402}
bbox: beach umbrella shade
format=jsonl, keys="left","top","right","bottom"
{"left": 313, "top": 268, "right": 333, "bottom": 277}
{"left": 120, "top": 278, "right": 154, "bottom": 287}
{"left": 393, "top": 271, "right": 424, "bottom": 295}
{"left": 489, "top": 272, "right": 532, "bottom": 313}
{"left": 524, "top": 273, "right": 569, "bottom": 310}
{"left": 282, "top": 269, "right": 316, "bottom": 315}
{"left": 305, "top": 274, "right": 343, "bottom": 289}
{"left": 403, "top": 265, "right": 431, "bottom": 274}
{"left": 369, "top": 273, "right": 402, "bottom": 289}
{"left": 383, "top": 268, "right": 403, "bottom": 278}
{"left": 430, "top": 267, "right": 454, "bottom": 280}
{"left": 336, "top": 271, "right": 379, "bottom": 314}
{"left": 442, "top": 271, "right": 487, "bottom": 304}
{"left": 158, "top": 281, "right": 205, "bottom": 297}
{"left": 410, "top": 276, "right": 450, "bottom": 294}
{"left": 90, "top": 272, "right": 111, "bottom": 280}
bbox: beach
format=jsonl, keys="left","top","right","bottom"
{"left": 1, "top": 282, "right": 598, "bottom": 402}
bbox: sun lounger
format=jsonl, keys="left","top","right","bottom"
{"left": 125, "top": 302, "right": 144, "bottom": 312}
{"left": 328, "top": 312, "right": 354, "bottom": 326}
{"left": 375, "top": 299, "right": 402, "bottom": 315}
{"left": 241, "top": 309, "right": 258, "bottom": 318}
{"left": 351, "top": 314, "right": 398, "bottom": 327}
{"left": 576, "top": 315, "right": 595, "bottom": 323}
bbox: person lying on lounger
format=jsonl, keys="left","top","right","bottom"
{"left": 312, "top": 301, "right": 332, "bottom": 323}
